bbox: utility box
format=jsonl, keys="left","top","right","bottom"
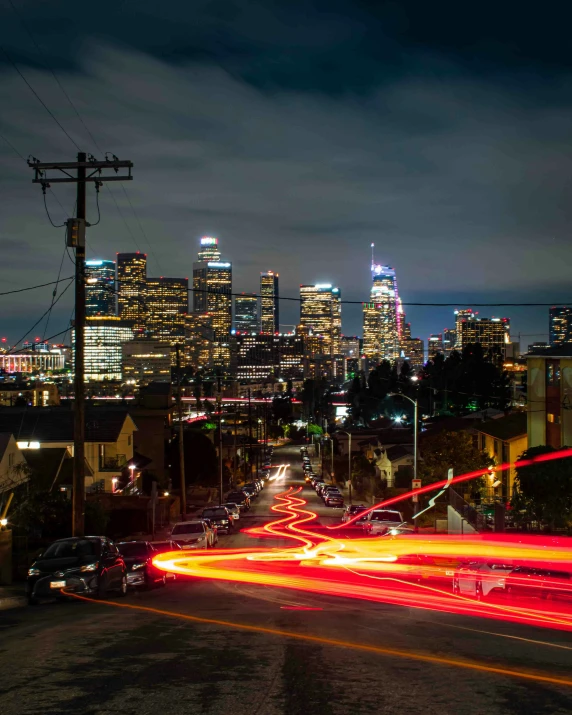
{"left": 66, "top": 218, "right": 86, "bottom": 248}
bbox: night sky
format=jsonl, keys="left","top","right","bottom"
{"left": 1, "top": 0, "right": 571, "bottom": 348}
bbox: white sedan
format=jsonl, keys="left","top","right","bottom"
{"left": 222, "top": 502, "right": 240, "bottom": 521}
{"left": 453, "top": 562, "right": 514, "bottom": 599}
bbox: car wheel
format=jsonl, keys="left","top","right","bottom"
{"left": 159, "top": 574, "right": 167, "bottom": 588}
{"left": 116, "top": 574, "right": 128, "bottom": 598}
{"left": 452, "top": 580, "right": 460, "bottom": 595}
{"left": 475, "top": 581, "right": 484, "bottom": 601}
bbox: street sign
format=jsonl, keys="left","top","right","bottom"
{"left": 412, "top": 479, "right": 421, "bottom": 503}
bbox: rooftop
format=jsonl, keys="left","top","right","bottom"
{"left": 476, "top": 412, "right": 527, "bottom": 441}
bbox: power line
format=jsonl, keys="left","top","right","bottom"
{"left": 0, "top": 130, "right": 25, "bottom": 160}
{"left": 0, "top": 44, "right": 80, "bottom": 150}
{"left": 5, "top": 326, "right": 73, "bottom": 356}
{"left": 42, "top": 187, "right": 65, "bottom": 227}
{"left": 0, "top": 275, "right": 73, "bottom": 297}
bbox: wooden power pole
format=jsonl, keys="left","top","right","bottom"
{"left": 28, "top": 154, "right": 133, "bottom": 536}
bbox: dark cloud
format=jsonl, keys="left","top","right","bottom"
{"left": 1, "top": 3, "right": 571, "bottom": 348}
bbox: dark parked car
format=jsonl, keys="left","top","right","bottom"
{"left": 200, "top": 506, "right": 234, "bottom": 534}
{"left": 26, "top": 536, "right": 126, "bottom": 605}
{"left": 150, "top": 541, "right": 182, "bottom": 581}
{"left": 506, "top": 567, "right": 572, "bottom": 600}
{"left": 117, "top": 541, "right": 166, "bottom": 589}
{"left": 227, "top": 491, "right": 251, "bottom": 511}
{"left": 324, "top": 491, "right": 344, "bottom": 507}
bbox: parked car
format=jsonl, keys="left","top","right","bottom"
{"left": 227, "top": 490, "right": 251, "bottom": 511}
{"left": 171, "top": 521, "right": 210, "bottom": 549}
{"left": 363, "top": 510, "right": 405, "bottom": 535}
{"left": 117, "top": 541, "right": 166, "bottom": 589}
{"left": 201, "top": 506, "right": 234, "bottom": 534}
{"left": 242, "top": 485, "right": 258, "bottom": 500}
{"left": 341, "top": 505, "right": 368, "bottom": 523}
{"left": 452, "top": 562, "right": 514, "bottom": 599}
{"left": 201, "top": 519, "right": 219, "bottom": 547}
{"left": 26, "top": 536, "right": 127, "bottom": 605}
{"left": 324, "top": 491, "right": 344, "bottom": 508}
{"left": 150, "top": 541, "right": 182, "bottom": 581}
{"left": 322, "top": 485, "right": 340, "bottom": 499}
{"left": 505, "top": 566, "right": 572, "bottom": 600}
{"left": 222, "top": 502, "right": 240, "bottom": 521}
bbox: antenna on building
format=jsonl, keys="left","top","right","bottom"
{"left": 371, "top": 242, "right": 375, "bottom": 270}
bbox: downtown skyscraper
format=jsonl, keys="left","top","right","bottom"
{"left": 145, "top": 277, "right": 188, "bottom": 345}
{"left": 234, "top": 293, "right": 258, "bottom": 332}
{"left": 85, "top": 259, "right": 116, "bottom": 317}
{"left": 117, "top": 252, "right": 147, "bottom": 336}
{"left": 362, "top": 251, "right": 401, "bottom": 364}
{"left": 193, "top": 236, "right": 232, "bottom": 366}
{"left": 299, "top": 284, "right": 341, "bottom": 356}
{"left": 260, "top": 271, "right": 279, "bottom": 333}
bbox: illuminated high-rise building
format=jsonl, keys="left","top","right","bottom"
{"left": 260, "top": 271, "right": 279, "bottom": 333}
{"left": 234, "top": 293, "right": 258, "bottom": 332}
{"left": 549, "top": 307, "right": 572, "bottom": 347}
{"left": 117, "top": 252, "right": 147, "bottom": 336}
{"left": 443, "top": 328, "right": 457, "bottom": 356}
{"left": 193, "top": 237, "right": 232, "bottom": 367}
{"left": 85, "top": 259, "right": 116, "bottom": 317}
{"left": 454, "top": 309, "right": 510, "bottom": 358}
{"left": 73, "top": 317, "right": 134, "bottom": 381}
{"left": 122, "top": 340, "right": 172, "bottom": 384}
{"left": 401, "top": 337, "right": 425, "bottom": 370}
{"left": 362, "top": 246, "right": 401, "bottom": 364}
{"left": 428, "top": 333, "right": 444, "bottom": 359}
{"left": 185, "top": 313, "right": 213, "bottom": 370}
{"left": 299, "top": 284, "right": 341, "bottom": 356}
{"left": 145, "top": 278, "right": 188, "bottom": 348}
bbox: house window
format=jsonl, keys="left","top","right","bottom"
{"left": 547, "top": 361, "right": 561, "bottom": 387}
{"left": 547, "top": 413, "right": 561, "bottom": 424}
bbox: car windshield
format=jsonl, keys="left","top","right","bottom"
{"left": 43, "top": 539, "right": 101, "bottom": 559}
{"left": 118, "top": 543, "right": 151, "bottom": 558}
{"left": 203, "top": 509, "right": 228, "bottom": 518}
{"left": 172, "top": 523, "right": 204, "bottom": 535}
{"left": 371, "top": 511, "right": 402, "bottom": 521}
{"left": 151, "top": 542, "right": 177, "bottom": 552}
{"left": 351, "top": 506, "right": 366, "bottom": 513}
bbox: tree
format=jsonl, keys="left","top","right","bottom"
{"left": 307, "top": 423, "right": 323, "bottom": 436}
{"left": 511, "top": 446, "right": 572, "bottom": 530}
{"left": 351, "top": 452, "right": 376, "bottom": 495}
{"left": 418, "top": 430, "right": 493, "bottom": 487}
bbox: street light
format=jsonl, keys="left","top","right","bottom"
{"left": 388, "top": 392, "right": 418, "bottom": 525}
{"left": 336, "top": 430, "right": 353, "bottom": 505}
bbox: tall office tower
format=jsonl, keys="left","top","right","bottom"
{"left": 443, "top": 328, "right": 457, "bottom": 356}
{"left": 193, "top": 237, "right": 232, "bottom": 367}
{"left": 231, "top": 333, "right": 278, "bottom": 381}
{"left": 299, "top": 284, "right": 341, "bottom": 356}
{"left": 185, "top": 313, "right": 213, "bottom": 370}
{"left": 362, "top": 253, "right": 401, "bottom": 364}
{"left": 549, "top": 306, "right": 572, "bottom": 346}
{"left": 428, "top": 333, "right": 444, "bottom": 359}
{"left": 85, "top": 259, "right": 116, "bottom": 317}
{"left": 260, "top": 271, "right": 279, "bottom": 333}
{"left": 296, "top": 324, "right": 327, "bottom": 359}
{"left": 340, "top": 336, "right": 360, "bottom": 359}
{"left": 455, "top": 309, "right": 510, "bottom": 358}
{"left": 454, "top": 309, "right": 476, "bottom": 347}
{"left": 401, "top": 337, "right": 425, "bottom": 370}
{"left": 117, "top": 252, "right": 147, "bottom": 337}
{"left": 278, "top": 333, "right": 305, "bottom": 380}
{"left": 197, "top": 236, "right": 221, "bottom": 262}
{"left": 122, "top": 340, "right": 172, "bottom": 385}
{"left": 145, "top": 278, "right": 188, "bottom": 350}
{"left": 234, "top": 293, "right": 258, "bottom": 332}
{"left": 73, "top": 317, "right": 134, "bottom": 381}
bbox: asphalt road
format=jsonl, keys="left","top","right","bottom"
{"left": 1, "top": 444, "right": 572, "bottom": 715}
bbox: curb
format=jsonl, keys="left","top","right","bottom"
{"left": 0, "top": 595, "right": 27, "bottom": 611}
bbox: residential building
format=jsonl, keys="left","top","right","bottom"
{"left": 85, "top": 259, "right": 116, "bottom": 317}
{"left": 299, "top": 284, "right": 341, "bottom": 356}
{"left": 234, "top": 293, "right": 258, "bottom": 332}
{"left": 145, "top": 277, "right": 188, "bottom": 349}
{"left": 117, "top": 252, "right": 147, "bottom": 336}
{"left": 185, "top": 313, "right": 213, "bottom": 370}
{"left": 0, "top": 382, "right": 59, "bottom": 407}
{"left": 475, "top": 413, "right": 527, "bottom": 501}
{"left": 428, "top": 333, "right": 444, "bottom": 359}
{"left": 549, "top": 306, "right": 572, "bottom": 347}
{"left": 193, "top": 237, "right": 232, "bottom": 366}
{"left": 527, "top": 347, "right": 572, "bottom": 449}
{"left": 0, "top": 408, "right": 138, "bottom": 493}
{"left": 0, "top": 433, "right": 27, "bottom": 493}
{"left": 122, "top": 340, "right": 172, "bottom": 384}
{"left": 260, "top": 271, "right": 279, "bottom": 334}
{"left": 74, "top": 317, "right": 134, "bottom": 381}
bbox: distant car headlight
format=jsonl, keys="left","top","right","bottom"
{"left": 80, "top": 562, "right": 99, "bottom": 572}
{"left": 131, "top": 562, "right": 146, "bottom": 570}
{"left": 28, "top": 567, "right": 41, "bottom": 577}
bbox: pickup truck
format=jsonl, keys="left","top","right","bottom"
{"left": 362, "top": 509, "right": 405, "bottom": 535}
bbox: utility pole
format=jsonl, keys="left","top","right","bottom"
{"left": 176, "top": 345, "right": 186, "bottom": 517}
{"left": 248, "top": 388, "right": 253, "bottom": 475}
{"left": 217, "top": 396, "right": 223, "bottom": 504}
{"left": 28, "top": 154, "right": 133, "bottom": 537}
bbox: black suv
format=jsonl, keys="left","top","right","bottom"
{"left": 227, "top": 490, "right": 251, "bottom": 511}
{"left": 200, "top": 506, "right": 233, "bottom": 534}
{"left": 26, "top": 536, "right": 127, "bottom": 605}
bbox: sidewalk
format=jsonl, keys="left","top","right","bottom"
{"left": 0, "top": 582, "right": 27, "bottom": 611}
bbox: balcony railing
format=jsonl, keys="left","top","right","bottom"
{"left": 99, "top": 454, "right": 127, "bottom": 472}
{"left": 449, "top": 487, "right": 490, "bottom": 532}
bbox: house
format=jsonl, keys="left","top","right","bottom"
{"left": 527, "top": 348, "right": 572, "bottom": 448}
{"left": 0, "top": 434, "right": 27, "bottom": 493}
{"left": 371, "top": 444, "right": 414, "bottom": 488}
{"left": 475, "top": 412, "right": 527, "bottom": 500}
{"left": 0, "top": 408, "right": 138, "bottom": 493}
{"left": 0, "top": 382, "right": 59, "bottom": 407}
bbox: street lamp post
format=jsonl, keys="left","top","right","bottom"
{"left": 389, "top": 392, "right": 418, "bottom": 525}
{"left": 337, "top": 430, "right": 352, "bottom": 505}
